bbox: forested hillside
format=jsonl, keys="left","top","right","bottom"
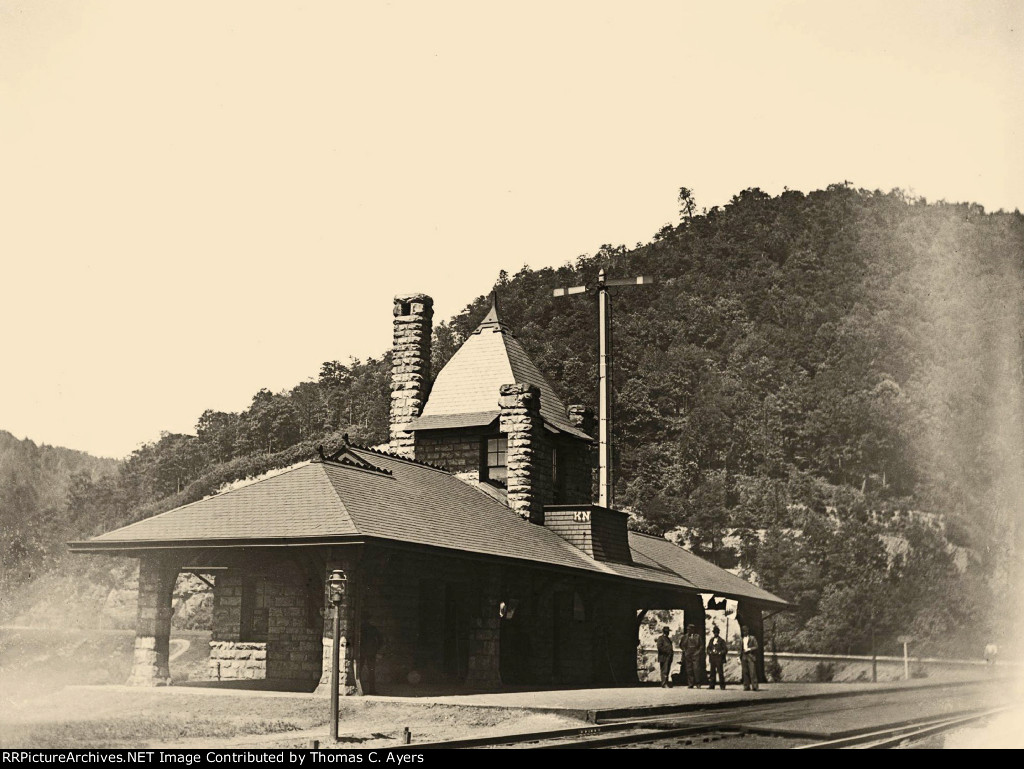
{"left": 4, "top": 184, "right": 1022, "bottom": 655}
{"left": 0, "top": 431, "right": 119, "bottom": 586}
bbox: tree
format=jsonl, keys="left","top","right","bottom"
{"left": 678, "top": 187, "right": 697, "bottom": 222}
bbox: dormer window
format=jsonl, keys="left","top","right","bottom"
{"left": 482, "top": 436, "right": 507, "bottom": 487}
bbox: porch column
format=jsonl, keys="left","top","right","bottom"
{"left": 127, "top": 554, "right": 178, "bottom": 685}
{"left": 683, "top": 594, "right": 708, "bottom": 685}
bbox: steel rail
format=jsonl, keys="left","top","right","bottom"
{"left": 795, "top": 706, "right": 1011, "bottom": 749}
{"left": 406, "top": 681, "right": 1006, "bottom": 750}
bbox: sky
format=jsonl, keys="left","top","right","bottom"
{"left": 1, "top": 0, "right": 1021, "bottom": 459}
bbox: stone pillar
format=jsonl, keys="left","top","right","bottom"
{"left": 683, "top": 594, "right": 708, "bottom": 685}
{"left": 389, "top": 293, "right": 433, "bottom": 458}
{"left": 736, "top": 601, "right": 766, "bottom": 684}
{"left": 127, "top": 554, "right": 178, "bottom": 686}
{"left": 499, "top": 383, "right": 545, "bottom": 523}
{"left": 315, "top": 559, "right": 358, "bottom": 696}
{"left": 465, "top": 569, "right": 502, "bottom": 689}
{"left": 567, "top": 404, "right": 595, "bottom": 436}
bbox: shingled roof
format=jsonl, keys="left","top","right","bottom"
{"left": 411, "top": 300, "right": 592, "bottom": 440}
{"left": 69, "top": 447, "right": 788, "bottom": 608}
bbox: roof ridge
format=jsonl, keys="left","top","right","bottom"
{"left": 629, "top": 530, "right": 674, "bottom": 541}
{"left": 347, "top": 443, "right": 451, "bottom": 474}
{"left": 87, "top": 461, "right": 317, "bottom": 540}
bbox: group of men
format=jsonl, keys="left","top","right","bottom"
{"left": 654, "top": 623, "right": 761, "bottom": 691}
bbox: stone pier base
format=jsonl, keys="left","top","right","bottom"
{"left": 127, "top": 555, "right": 178, "bottom": 686}
{"left": 314, "top": 636, "right": 358, "bottom": 696}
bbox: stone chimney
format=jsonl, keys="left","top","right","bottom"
{"left": 389, "top": 293, "right": 433, "bottom": 458}
{"left": 567, "top": 404, "right": 595, "bottom": 436}
{"left": 499, "top": 383, "right": 546, "bottom": 523}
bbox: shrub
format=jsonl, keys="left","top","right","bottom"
{"left": 813, "top": 661, "right": 835, "bottom": 682}
{"left": 767, "top": 654, "right": 784, "bottom": 682}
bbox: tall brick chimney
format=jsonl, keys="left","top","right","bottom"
{"left": 499, "top": 383, "right": 546, "bottom": 523}
{"left": 390, "top": 293, "right": 433, "bottom": 458}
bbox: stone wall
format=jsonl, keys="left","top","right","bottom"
{"left": 209, "top": 641, "right": 266, "bottom": 680}
{"left": 414, "top": 428, "right": 487, "bottom": 473}
{"left": 557, "top": 435, "right": 594, "bottom": 505}
{"left": 359, "top": 546, "right": 503, "bottom": 690}
{"left": 210, "top": 556, "right": 322, "bottom": 687}
{"left": 127, "top": 554, "right": 178, "bottom": 686}
{"left": 316, "top": 551, "right": 360, "bottom": 696}
{"left": 349, "top": 546, "right": 641, "bottom": 692}
{"left": 389, "top": 294, "right": 433, "bottom": 458}
{"left": 499, "top": 383, "right": 548, "bottom": 522}
{"left": 211, "top": 571, "right": 243, "bottom": 642}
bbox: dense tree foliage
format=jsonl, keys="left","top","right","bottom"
{"left": 0, "top": 431, "right": 119, "bottom": 600}
{"left": 4, "top": 185, "right": 1022, "bottom": 656}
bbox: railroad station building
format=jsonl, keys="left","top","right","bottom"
{"left": 71, "top": 294, "right": 787, "bottom": 694}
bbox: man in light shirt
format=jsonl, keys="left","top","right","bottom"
{"left": 740, "top": 625, "right": 760, "bottom": 691}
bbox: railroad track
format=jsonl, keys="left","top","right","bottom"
{"left": 501, "top": 706, "right": 1008, "bottom": 749}
{"left": 796, "top": 706, "right": 1011, "bottom": 749}
{"left": 408, "top": 681, "right": 1009, "bottom": 749}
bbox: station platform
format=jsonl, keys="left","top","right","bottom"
{"left": 365, "top": 674, "right": 997, "bottom": 722}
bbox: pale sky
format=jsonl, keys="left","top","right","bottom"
{"left": 1, "top": 1, "right": 1021, "bottom": 459}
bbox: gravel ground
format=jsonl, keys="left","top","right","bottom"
{"left": 0, "top": 685, "right": 585, "bottom": 749}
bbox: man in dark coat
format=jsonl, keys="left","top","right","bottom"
{"left": 682, "top": 623, "right": 703, "bottom": 688}
{"left": 655, "top": 626, "right": 674, "bottom": 688}
{"left": 707, "top": 625, "right": 727, "bottom": 690}
{"left": 360, "top": 622, "right": 383, "bottom": 695}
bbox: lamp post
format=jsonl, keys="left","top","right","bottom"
{"left": 327, "top": 569, "right": 347, "bottom": 742}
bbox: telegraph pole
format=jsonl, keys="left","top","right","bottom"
{"left": 554, "top": 269, "right": 653, "bottom": 509}
{"left": 597, "top": 270, "right": 612, "bottom": 508}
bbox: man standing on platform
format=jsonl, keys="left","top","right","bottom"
{"left": 656, "top": 626, "right": 674, "bottom": 688}
{"left": 741, "top": 625, "right": 759, "bottom": 691}
{"left": 682, "top": 623, "right": 703, "bottom": 688}
{"left": 707, "top": 625, "right": 727, "bottom": 690}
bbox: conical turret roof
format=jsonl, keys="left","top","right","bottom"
{"left": 411, "top": 297, "right": 591, "bottom": 440}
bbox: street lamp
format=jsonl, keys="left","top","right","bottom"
{"left": 327, "top": 569, "right": 347, "bottom": 742}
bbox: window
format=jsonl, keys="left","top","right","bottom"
{"left": 240, "top": 578, "right": 269, "bottom": 642}
{"left": 482, "top": 436, "right": 507, "bottom": 486}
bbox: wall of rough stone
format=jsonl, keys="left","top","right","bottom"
{"left": 389, "top": 294, "right": 433, "bottom": 458}
{"left": 556, "top": 436, "right": 594, "bottom": 505}
{"left": 499, "top": 383, "right": 549, "bottom": 522}
{"left": 414, "top": 428, "right": 488, "bottom": 473}
{"left": 191, "top": 544, "right": 648, "bottom": 694}
{"left": 209, "top": 556, "right": 322, "bottom": 687}
{"left": 316, "top": 550, "right": 360, "bottom": 696}
{"left": 526, "top": 576, "right": 638, "bottom": 686}
{"left": 211, "top": 571, "right": 243, "bottom": 643}
{"left": 127, "top": 554, "right": 178, "bottom": 686}
{"left": 352, "top": 546, "right": 644, "bottom": 692}
{"left": 209, "top": 641, "right": 266, "bottom": 680}
{"left": 266, "top": 564, "right": 322, "bottom": 684}
{"left": 359, "top": 546, "right": 503, "bottom": 690}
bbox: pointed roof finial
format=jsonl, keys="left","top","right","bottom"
{"left": 476, "top": 289, "right": 506, "bottom": 332}
{"left": 484, "top": 290, "right": 500, "bottom": 322}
